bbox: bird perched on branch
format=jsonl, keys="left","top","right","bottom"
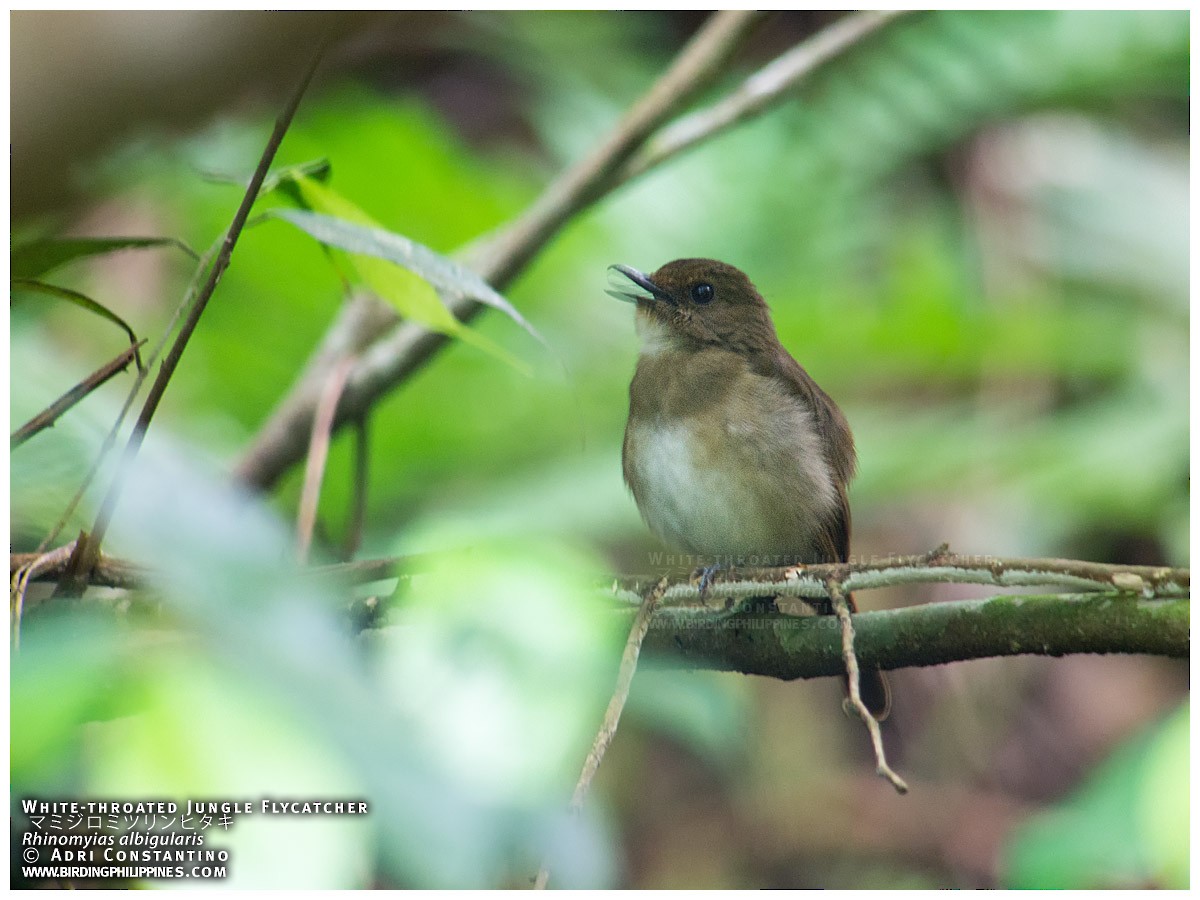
{"left": 607, "top": 257, "right": 890, "bottom": 719}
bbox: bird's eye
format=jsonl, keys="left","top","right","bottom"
{"left": 691, "top": 282, "right": 714, "bottom": 304}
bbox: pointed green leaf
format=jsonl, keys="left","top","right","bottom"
{"left": 269, "top": 181, "right": 537, "bottom": 374}
{"left": 11, "top": 236, "right": 196, "bottom": 280}
{"left": 12, "top": 278, "right": 140, "bottom": 349}
{"left": 280, "top": 178, "right": 543, "bottom": 344}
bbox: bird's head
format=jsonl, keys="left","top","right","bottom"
{"left": 606, "top": 258, "right": 778, "bottom": 355}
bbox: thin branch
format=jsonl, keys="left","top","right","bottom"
{"left": 235, "top": 11, "right": 768, "bottom": 491}
{"left": 618, "top": 10, "right": 907, "bottom": 185}
{"left": 58, "top": 45, "right": 326, "bottom": 594}
{"left": 35, "top": 238, "right": 222, "bottom": 554}
{"left": 830, "top": 581, "right": 908, "bottom": 794}
{"left": 11, "top": 340, "right": 145, "bottom": 448}
{"left": 535, "top": 576, "right": 668, "bottom": 890}
{"left": 613, "top": 551, "right": 1190, "bottom": 603}
{"left": 10, "top": 542, "right": 75, "bottom": 651}
{"left": 18, "top": 549, "right": 1188, "bottom": 602}
{"left": 468, "top": 10, "right": 765, "bottom": 288}
{"left": 296, "top": 356, "right": 355, "bottom": 563}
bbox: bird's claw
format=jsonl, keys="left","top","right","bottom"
{"left": 693, "top": 563, "right": 724, "bottom": 597}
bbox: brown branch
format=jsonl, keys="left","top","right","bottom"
{"left": 11, "top": 340, "right": 145, "bottom": 449}
{"left": 11, "top": 543, "right": 1187, "bottom": 674}
{"left": 617, "top": 9, "right": 907, "bottom": 185}
{"left": 17, "top": 549, "right": 1189, "bottom": 602}
{"left": 13, "top": 549, "right": 147, "bottom": 590}
{"left": 34, "top": 238, "right": 222, "bottom": 554}
{"left": 613, "top": 551, "right": 1190, "bottom": 604}
{"left": 57, "top": 44, "right": 327, "bottom": 595}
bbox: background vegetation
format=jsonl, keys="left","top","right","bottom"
{"left": 11, "top": 10, "right": 1189, "bottom": 888}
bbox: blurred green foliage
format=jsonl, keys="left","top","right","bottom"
{"left": 1004, "top": 701, "right": 1189, "bottom": 888}
{"left": 11, "top": 10, "right": 1188, "bottom": 889}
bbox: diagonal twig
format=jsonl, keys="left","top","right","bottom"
{"left": 829, "top": 581, "right": 908, "bottom": 794}
{"left": 12, "top": 340, "right": 145, "bottom": 449}
{"left": 55, "top": 44, "right": 328, "bottom": 595}
{"left": 297, "top": 356, "right": 356, "bottom": 564}
{"left": 617, "top": 10, "right": 908, "bottom": 185}
{"left": 35, "top": 238, "right": 222, "bottom": 554}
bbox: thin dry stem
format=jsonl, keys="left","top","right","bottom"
{"left": 830, "top": 582, "right": 908, "bottom": 794}
{"left": 297, "top": 357, "right": 356, "bottom": 564}
{"left": 10, "top": 543, "right": 77, "bottom": 651}
{"left": 12, "top": 341, "right": 145, "bottom": 449}
{"left": 35, "top": 239, "right": 221, "bottom": 554}
{"left": 618, "top": 10, "right": 907, "bottom": 184}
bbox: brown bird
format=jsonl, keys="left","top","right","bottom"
{"left": 608, "top": 258, "right": 890, "bottom": 719}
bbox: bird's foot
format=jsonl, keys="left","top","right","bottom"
{"left": 691, "top": 562, "right": 725, "bottom": 597}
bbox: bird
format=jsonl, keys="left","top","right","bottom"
{"left": 607, "top": 257, "right": 890, "bottom": 719}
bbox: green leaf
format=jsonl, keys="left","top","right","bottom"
{"left": 275, "top": 173, "right": 541, "bottom": 332}
{"left": 202, "top": 156, "right": 333, "bottom": 197}
{"left": 10, "top": 236, "right": 195, "bottom": 279}
{"left": 260, "top": 157, "right": 334, "bottom": 196}
{"left": 286, "top": 190, "right": 543, "bottom": 341}
{"left": 11, "top": 278, "right": 140, "bottom": 349}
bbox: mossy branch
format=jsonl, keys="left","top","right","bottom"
{"left": 635, "top": 592, "right": 1186, "bottom": 680}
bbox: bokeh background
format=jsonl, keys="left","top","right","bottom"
{"left": 11, "top": 10, "right": 1189, "bottom": 889}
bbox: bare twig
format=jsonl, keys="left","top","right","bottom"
{"left": 10, "top": 542, "right": 76, "bottom": 651}
{"left": 618, "top": 10, "right": 907, "bottom": 185}
{"left": 297, "top": 356, "right": 356, "bottom": 563}
{"left": 12, "top": 340, "right": 145, "bottom": 449}
{"left": 56, "top": 45, "right": 326, "bottom": 594}
{"left": 235, "top": 11, "right": 770, "bottom": 491}
{"left": 535, "top": 576, "right": 668, "bottom": 890}
{"left": 830, "top": 581, "right": 908, "bottom": 794}
{"left": 34, "top": 239, "right": 222, "bottom": 554}
{"left": 19, "top": 549, "right": 1188, "bottom": 603}
{"left": 613, "top": 551, "right": 1190, "bottom": 604}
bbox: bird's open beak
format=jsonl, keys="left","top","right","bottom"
{"left": 605, "top": 264, "right": 674, "bottom": 306}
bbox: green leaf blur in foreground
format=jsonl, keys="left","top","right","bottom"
{"left": 1003, "top": 701, "right": 1189, "bottom": 888}
{"left": 369, "top": 526, "right": 624, "bottom": 885}
{"left": 10, "top": 235, "right": 195, "bottom": 280}
{"left": 12, "top": 438, "right": 616, "bottom": 887}
{"left": 272, "top": 175, "right": 537, "bottom": 374}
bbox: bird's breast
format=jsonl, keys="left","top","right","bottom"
{"left": 623, "top": 350, "right": 838, "bottom": 565}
